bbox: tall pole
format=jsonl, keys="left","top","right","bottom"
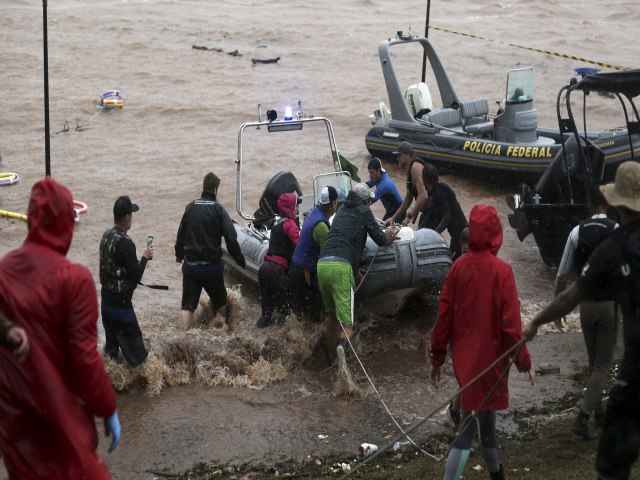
{"left": 43, "top": 0, "right": 51, "bottom": 177}
{"left": 421, "top": 0, "right": 431, "bottom": 83}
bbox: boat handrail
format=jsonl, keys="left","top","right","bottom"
{"left": 246, "top": 221, "right": 270, "bottom": 241}
{"left": 415, "top": 116, "right": 469, "bottom": 135}
{"left": 235, "top": 116, "right": 341, "bottom": 221}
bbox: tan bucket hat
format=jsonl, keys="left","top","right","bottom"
{"left": 600, "top": 161, "right": 640, "bottom": 212}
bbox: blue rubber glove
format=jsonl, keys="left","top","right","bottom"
{"left": 104, "top": 411, "right": 121, "bottom": 453}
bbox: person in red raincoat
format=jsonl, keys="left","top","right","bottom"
{"left": 429, "top": 204, "right": 533, "bottom": 480}
{"left": 0, "top": 177, "right": 120, "bottom": 479}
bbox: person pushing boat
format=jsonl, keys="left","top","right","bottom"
{"left": 384, "top": 142, "right": 429, "bottom": 227}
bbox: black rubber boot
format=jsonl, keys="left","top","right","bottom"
{"left": 572, "top": 410, "right": 598, "bottom": 440}
{"left": 489, "top": 463, "right": 506, "bottom": 480}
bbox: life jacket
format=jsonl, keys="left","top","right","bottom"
{"left": 266, "top": 218, "right": 295, "bottom": 263}
{"left": 292, "top": 207, "right": 329, "bottom": 272}
{"left": 574, "top": 216, "right": 617, "bottom": 270}
{"left": 99, "top": 227, "right": 137, "bottom": 294}
{"left": 610, "top": 224, "right": 640, "bottom": 311}
{"left": 406, "top": 157, "right": 426, "bottom": 200}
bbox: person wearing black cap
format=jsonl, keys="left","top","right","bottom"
{"left": 384, "top": 141, "right": 429, "bottom": 227}
{"left": 290, "top": 186, "right": 339, "bottom": 322}
{"left": 99, "top": 195, "right": 154, "bottom": 367}
{"left": 366, "top": 157, "right": 404, "bottom": 222}
{"left": 175, "top": 172, "right": 246, "bottom": 331}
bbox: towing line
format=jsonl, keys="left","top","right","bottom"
{"left": 428, "top": 24, "right": 629, "bottom": 71}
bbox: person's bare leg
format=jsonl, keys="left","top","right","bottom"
{"left": 326, "top": 313, "right": 338, "bottom": 364}
{"left": 177, "top": 310, "right": 193, "bottom": 331}
{"left": 340, "top": 324, "right": 353, "bottom": 342}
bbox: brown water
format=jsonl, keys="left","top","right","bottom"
{"left": 0, "top": 0, "right": 637, "bottom": 477}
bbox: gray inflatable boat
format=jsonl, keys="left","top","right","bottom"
{"left": 221, "top": 115, "right": 451, "bottom": 314}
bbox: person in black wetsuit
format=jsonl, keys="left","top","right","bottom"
{"left": 99, "top": 195, "right": 154, "bottom": 367}
{"left": 419, "top": 162, "right": 468, "bottom": 260}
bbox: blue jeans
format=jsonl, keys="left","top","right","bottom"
{"left": 101, "top": 304, "right": 148, "bottom": 367}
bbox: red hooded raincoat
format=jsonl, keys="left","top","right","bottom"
{"left": 0, "top": 178, "right": 116, "bottom": 479}
{"left": 430, "top": 204, "right": 531, "bottom": 411}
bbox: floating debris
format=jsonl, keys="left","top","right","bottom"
{"left": 252, "top": 57, "right": 280, "bottom": 65}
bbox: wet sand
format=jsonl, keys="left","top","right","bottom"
{"left": 1, "top": 0, "right": 637, "bottom": 477}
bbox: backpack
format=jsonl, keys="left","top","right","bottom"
{"left": 610, "top": 225, "right": 640, "bottom": 311}
{"left": 574, "top": 217, "right": 617, "bottom": 271}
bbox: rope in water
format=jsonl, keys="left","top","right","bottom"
{"left": 340, "top": 337, "right": 527, "bottom": 478}
{"left": 340, "top": 238, "right": 433, "bottom": 460}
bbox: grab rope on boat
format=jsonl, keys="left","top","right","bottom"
{"left": 339, "top": 337, "right": 528, "bottom": 478}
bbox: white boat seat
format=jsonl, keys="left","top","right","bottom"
{"left": 421, "top": 108, "right": 461, "bottom": 129}
{"left": 460, "top": 98, "right": 493, "bottom": 137}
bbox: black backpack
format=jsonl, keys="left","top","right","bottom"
{"left": 611, "top": 225, "right": 640, "bottom": 311}
{"left": 574, "top": 217, "right": 617, "bottom": 271}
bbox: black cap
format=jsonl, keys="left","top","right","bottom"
{"left": 113, "top": 196, "right": 139, "bottom": 218}
{"left": 367, "top": 157, "right": 386, "bottom": 173}
{"left": 393, "top": 141, "right": 413, "bottom": 155}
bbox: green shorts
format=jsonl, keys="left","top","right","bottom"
{"left": 317, "top": 260, "right": 355, "bottom": 326}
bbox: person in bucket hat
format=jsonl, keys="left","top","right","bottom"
{"left": 525, "top": 161, "right": 640, "bottom": 480}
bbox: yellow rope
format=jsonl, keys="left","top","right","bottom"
{"left": 0, "top": 210, "right": 27, "bottom": 222}
{"left": 428, "top": 24, "right": 629, "bottom": 71}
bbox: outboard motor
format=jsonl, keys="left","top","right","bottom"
{"left": 253, "top": 171, "right": 302, "bottom": 229}
{"left": 507, "top": 134, "right": 603, "bottom": 265}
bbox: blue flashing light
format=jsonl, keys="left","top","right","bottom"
{"left": 284, "top": 105, "right": 293, "bottom": 120}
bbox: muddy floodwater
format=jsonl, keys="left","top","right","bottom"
{"left": 1, "top": 0, "right": 636, "bottom": 478}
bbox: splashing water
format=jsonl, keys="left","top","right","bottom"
{"left": 334, "top": 345, "right": 363, "bottom": 398}
{"left": 103, "top": 287, "right": 325, "bottom": 395}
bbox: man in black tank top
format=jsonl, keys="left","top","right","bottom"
{"left": 384, "top": 142, "right": 430, "bottom": 227}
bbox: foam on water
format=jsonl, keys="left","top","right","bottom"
{"left": 103, "top": 287, "right": 325, "bottom": 395}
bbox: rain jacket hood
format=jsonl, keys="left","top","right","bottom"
{"left": 26, "top": 177, "right": 75, "bottom": 255}
{"left": 468, "top": 204, "right": 502, "bottom": 255}
{"left": 430, "top": 203, "right": 530, "bottom": 412}
{"left": 277, "top": 192, "right": 298, "bottom": 220}
{"left": 0, "top": 177, "right": 116, "bottom": 479}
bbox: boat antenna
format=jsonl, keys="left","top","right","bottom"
{"left": 421, "top": 0, "right": 431, "bottom": 83}
{"left": 43, "top": 0, "right": 51, "bottom": 176}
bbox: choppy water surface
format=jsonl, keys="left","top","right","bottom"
{"left": 0, "top": 0, "right": 636, "bottom": 477}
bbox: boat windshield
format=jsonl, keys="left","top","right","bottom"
{"left": 313, "top": 171, "right": 352, "bottom": 203}
{"left": 505, "top": 67, "right": 534, "bottom": 104}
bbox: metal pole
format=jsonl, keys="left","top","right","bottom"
{"left": 421, "top": 0, "right": 431, "bottom": 82}
{"left": 43, "top": 0, "right": 51, "bottom": 177}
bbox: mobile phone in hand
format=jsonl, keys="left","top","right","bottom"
{"left": 147, "top": 234, "right": 154, "bottom": 247}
